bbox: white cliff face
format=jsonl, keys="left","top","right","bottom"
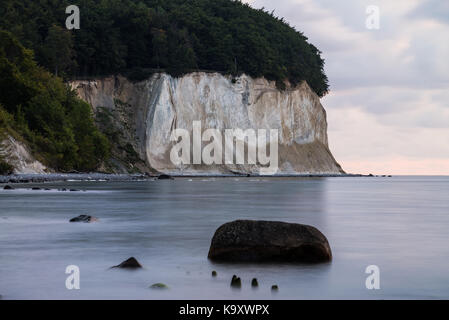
{"left": 71, "top": 72, "right": 344, "bottom": 175}
{"left": 0, "top": 135, "right": 47, "bottom": 174}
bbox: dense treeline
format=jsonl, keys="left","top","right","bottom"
{"left": 0, "top": 31, "right": 109, "bottom": 172}
{"left": 0, "top": 0, "right": 329, "bottom": 96}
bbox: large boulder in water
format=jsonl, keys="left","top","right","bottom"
{"left": 208, "top": 220, "right": 332, "bottom": 263}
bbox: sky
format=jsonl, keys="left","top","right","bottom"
{"left": 244, "top": 0, "right": 449, "bottom": 175}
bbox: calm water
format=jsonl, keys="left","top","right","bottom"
{"left": 0, "top": 176, "right": 448, "bottom": 299}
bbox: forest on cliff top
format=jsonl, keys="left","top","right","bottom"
{"left": 0, "top": 0, "right": 329, "bottom": 96}
{"left": 0, "top": 31, "right": 109, "bottom": 173}
{"left": 0, "top": 0, "right": 331, "bottom": 173}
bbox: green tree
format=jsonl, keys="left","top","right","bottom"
{"left": 0, "top": 30, "right": 109, "bottom": 171}
{"left": 0, "top": 0, "right": 330, "bottom": 96}
{"left": 151, "top": 28, "right": 168, "bottom": 68}
{"left": 41, "top": 25, "right": 76, "bottom": 76}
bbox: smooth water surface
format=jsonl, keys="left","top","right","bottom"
{"left": 0, "top": 176, "right": 448, "bottom": 299}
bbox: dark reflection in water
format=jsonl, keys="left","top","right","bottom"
{"left": 0, "top": 176, "right": 448, "bottom": 299}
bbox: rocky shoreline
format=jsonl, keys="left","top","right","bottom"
{"left": 0, "top": 173, "right": 152, "bottom": 184}
{"left": 0, "top": 172, "right": 384, "bottom": 184}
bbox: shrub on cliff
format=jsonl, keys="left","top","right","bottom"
{"left": 0, "top": 31, "right": 109, "bottom": 172}
{"left": 0, "top": 157, "right": 14, "bottom": 175}
{"left": 0, "top": 0, "right": 329, "bottom": 96}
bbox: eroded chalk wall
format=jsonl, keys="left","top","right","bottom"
{"left": 71, "top": 72, "right": 344, "bottom": 175}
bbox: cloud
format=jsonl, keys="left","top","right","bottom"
{"left": 327, "top": 106, "right": 449, "bottom": 157}
{"left": 408, "top": 0, "right": 449, "bottom": 24}
{"left": 323, "top": 87, "right": 449, "bottom": 127}
{"left": 244, "top": 0, "right": 449, "bottom": 174}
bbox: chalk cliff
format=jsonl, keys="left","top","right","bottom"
{"left": 71, "top": 73, "right": 344, "bottom": 175}
{"left": 0, "top": 135, "right": 47, "bottom": 174}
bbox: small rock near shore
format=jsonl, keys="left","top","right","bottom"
{"left": 69, "top": 215, "right": 98, "bottom": 223}
{"left": 230, "top": 275, "right": 241, "bottom": 288}
{"left": 3, "top": 185, "right": 14, "bottom": 190}
{"left": 211, "top": 270, "right": 217, "bottom": 277}
{"left": 157, "top": 174, "right": 173, "bottom": 180}
{"left": 271, "top": 285, "right": 279, "bottom": 291}
{"left": 111, "top": 257, "right": 142, "bottom": 269}
{"left": 251, "top": 278, "right": 259, "bottom": 287}
{"left": 208, "top": 220, "right": 332, "bottom": 263}
{"left": 150, "top": 283, "right": 168, "bottom": 289}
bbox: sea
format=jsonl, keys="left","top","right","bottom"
{"left": 0, "top": 176, "right": 448, "bottom": 299}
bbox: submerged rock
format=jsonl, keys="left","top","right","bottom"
{"left": 271, "top": 285, "right": 279, "bottom": 291}
{"left": 112, "top": 257, "right": 142, "bottom": 269}
{"left": 3, "top": 185, "right": 14, "bottom": 190}
{"left": 150, "top": 283, "right": 168, "bottom": 289}
{"left": 230, "top": 275, "right": 241, "bottom": 288}
{"left": 208, "top": 220, "right": 332, "bottom": 263}
{"left": 69, "top": 215, "right": 98, "bottom": 223}
{"left": 211, "top": 270, "right": 217, "bottom": 277}
{"left": 251, "top": 278, "right": 259, "bottom": 287}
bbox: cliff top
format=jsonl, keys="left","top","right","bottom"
{"left": 0, "top": 0, "right": 329, "bottom": 96}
